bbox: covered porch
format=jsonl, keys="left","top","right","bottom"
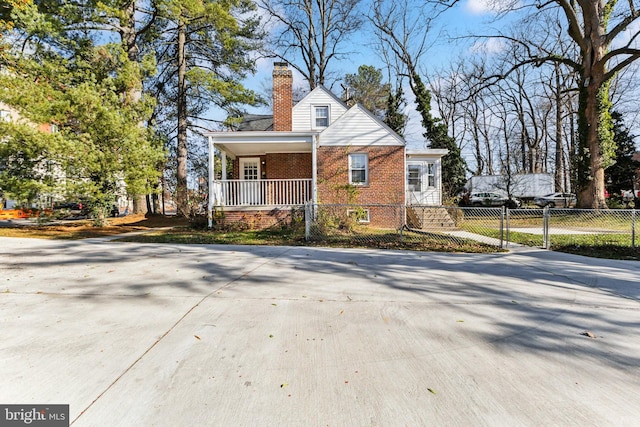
{"left": 206, "top": 131, "right": 319, "bottom": 218}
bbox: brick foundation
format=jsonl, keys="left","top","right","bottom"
{"left": 217, "top": 207, "right": 302, "bottom": 229}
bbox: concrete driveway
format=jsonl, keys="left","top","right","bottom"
{"left": 1, "top": 236, "right": 639, "bottom": 426}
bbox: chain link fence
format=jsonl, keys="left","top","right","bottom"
{"left": 543, "top": 208, "right": 637, "bottom": 249}
{"left": 303, "top": 203, "right": 637, "bottom": 250}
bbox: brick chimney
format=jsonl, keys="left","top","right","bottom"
{"left": 272, "top": 62, "right": 293, "bottom": 131}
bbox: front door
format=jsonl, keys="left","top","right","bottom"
{"left": 407, "top": 161, "right": 438, "bottom": 205}
{"left": 239, "top": 157, "right": 261, "bottom": 205}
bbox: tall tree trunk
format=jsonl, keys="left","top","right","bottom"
{"left": 575, "top": 12, "right": 611, "bottom": 209}
{"left": 577, "top": 78, "right": 609, "bottom": 208}
{"left": 554, "top": 65, "right": 563, "bottom": 191}
{"left": 120, "top": 0, "right": 148, "bottom": 214}
{"left": 176, "top": 19, "right": 189, "bottom": 217}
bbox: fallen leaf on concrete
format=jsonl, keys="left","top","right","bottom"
{"left": 580, "top": 331, "right": 596, "bottom": 338}
{"left": 272, "top": 303, "right": 277, "bottom": 306}
{"left": 194, "top": 335, "right": 201, "bottom": 340}
{"left": 269, "top": 334, "right": 274, "bottom": 338}
{"left": 280, "top": 383, "right": 288, "bottom": 388}
{"left": 428, "top": 388, "right": 436, "bottom": 395}
{"left": 457, "top": 320, "right": 464, "bottom": 323}
{"left": 340, "top": 310, "right": 344, "bottom": 315}
{"left": 511, "top": 300, "right": 518, "bottom": 304}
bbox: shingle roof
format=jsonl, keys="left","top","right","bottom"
{"left": 237, "top": 114, "right": 273, "bottom": 131}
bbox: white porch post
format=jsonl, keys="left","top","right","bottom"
{"left": 312, "top": 134, "right": 318, "bottom": 206}
{"left": 208, "top": 136, "right": 214, "bottom": 229}
{"left": 221, "top": 150, "right": 227, "bottom": 180}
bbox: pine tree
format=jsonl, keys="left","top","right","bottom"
{"left": 0, "top": 2, "right": 163, "bottom": 221}
{"left": 605, "top": 111, "right": 640, "bottom": 199}
{"left": 383, "top": 86, "right": 407, "bottom": 137}
{"left": 151, "top": 0, "right": 264, "bottom": 216}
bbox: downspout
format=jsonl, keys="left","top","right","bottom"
{"left": 208, "top": 136, "right": 214, "bottom": 229}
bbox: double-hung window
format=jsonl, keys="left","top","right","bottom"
{"left": 349, "top": 153, "right": 368, "bottom": 185}
{"left": 314, "top": 106, "right": 329, "bottom": 128}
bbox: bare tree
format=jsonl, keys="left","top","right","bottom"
{"left": 473, "top": 1, "right": 640, "bottom": 208}
{"left": 259, "top": 0, "right": 364, "bottom": 89}
{"left": 370, "top": 0, "right": 468, "bottom": 197}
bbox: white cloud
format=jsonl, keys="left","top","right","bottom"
{"left": 464, "top": 0, "right": 494, "bottom": 15}
{"left": 469, "top": 37, "right": 507, "bottom": 55}
{"left": 463, "top": 0, "right": 517, "bottom": 15}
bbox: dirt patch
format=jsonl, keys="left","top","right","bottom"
{"left": 0, "top": 214, "right": 191, "bottom": 239}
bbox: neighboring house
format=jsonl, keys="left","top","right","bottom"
{"left": 205, "top": 63, "right": 447, "bottom": 228}
{"left": 0, "top": 101, "right": 60, "bottom": 209}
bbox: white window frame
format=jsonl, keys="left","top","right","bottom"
{"left": 239, "top": 157, "right": 261, "bottom": 180}
{"left": 348, "top": 153, "right": 369, "bottom": 185}
{"left": 426, "top": 162, "right": 435, "bottom": 187}
{"left": 347, "top": 208, "right": 370, "bottom": 223}
{"left": 313, "top": 105, "right": 330, "bottom": 129}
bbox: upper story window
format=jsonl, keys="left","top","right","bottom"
{"left": 349, "top": 153, "right": 368, "bottom": 185}
{"left": 0, "top": 110, "right": 11, "bottom": 122}
{"left": 314, "top": 106, "right": 329, "bottom": 128}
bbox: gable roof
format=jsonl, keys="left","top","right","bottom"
{"left": 293, "top": 85, "right": 349, "bottom": 112}
{"left": 319, "top": 103, "right": 405, "bottom": 146}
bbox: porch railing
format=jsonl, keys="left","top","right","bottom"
{"left": 212, "top": 179, "right": 313, "bottom": 207}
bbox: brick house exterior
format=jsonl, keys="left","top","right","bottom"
{"left": 205, "top": 63, "right": 446, "bottom": 229}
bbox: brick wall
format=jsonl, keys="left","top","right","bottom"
{"left": 273, "top": 62, "right": 292, "bottom": 131}
{"left": 266, "top": 153, "right": 312, "bottom": 179}
{"left": 316, "top": 146, "right": 405, "bottom": 227}
{"left": 220, "top": 207, "right": 301, "bottom": 229}
{"left": 317, "top": 146, "right": 405, "bottom": 204}
{"left": 233, "top": 154, "right": 311, "bottom": 180}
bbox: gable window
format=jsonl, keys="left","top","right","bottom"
{"left": 314, "top": 106, "right": 329, "bottom": 128}
{"left": 349, "top": 153, "right": 368, "bottom": 185}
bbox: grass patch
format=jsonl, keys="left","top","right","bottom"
{"left": 552, "top": 244, "right": 640, "bottom": 260}
{"left": 118, "top": 227, "right": 304, "bottom": 246}
{"left": 117, "top": 226, "right": 500, "bottom": 253}
{"left": 548, "top": 233, "right": 639, "bottom": 260}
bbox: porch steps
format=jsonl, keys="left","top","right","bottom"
{"left": 407, "top": 206, "right": 457, "bottom": 230}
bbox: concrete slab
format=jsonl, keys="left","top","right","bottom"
{"left": 1, "top": 237, "right": 639, "bottom": 426}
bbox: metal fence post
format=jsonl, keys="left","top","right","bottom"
{"left": 632, "top": 209, "right": 636, "bottom": 249}
{"left": 543, "top": 206, "right": 550, "bottom": 249}
{"left": 505, "top": 206, "right": 510, "bottom": 248}
{"left": 304, "top": 201, "right": 311, "bottom": 241}
{"left": 499, "top": 207, "right": 504, "bottom": 249}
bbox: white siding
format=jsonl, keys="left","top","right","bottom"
{"left": 319, "top": 105, "right": 404, "bottom": 146}
{"left": 292, "top": 87, "right": 347, "bottom": 131}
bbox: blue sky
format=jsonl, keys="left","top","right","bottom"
{"left": 231, "top": 0, "right": 502, "bottom": 149}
